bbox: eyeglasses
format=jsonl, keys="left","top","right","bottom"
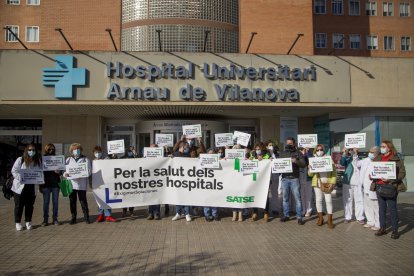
{"left": 316, "top": 149, "right": 323, "bottom": 152}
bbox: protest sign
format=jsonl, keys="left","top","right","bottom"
{"left": 239, "top": 160, "right": 260, "bottom": 173}
{"left": 224, "top": 149, "right": 245, "bottom": 159}
{"left": 143, "top": 147, "right": 164, "bottom": 158}
{"left": 215, "top": 133, "right": 234, "bottom": 147}
{"left": 107, "top": 140, "right": 125, "bottom": 154}
{"left": 155, "top": 134, "right": 174, "bottom": 147}
{"left": 20, "top": 169, "right": 44, "bottom": 184}
{"left": 182, "top": 124, "right": 202, "bottom": 138}
{"left": 345, "top": 133, "right": 366, "bottom": 149}
{"left": 271, "top": 158, "right": 293, "bottom": 173}
{"left": 199, "top": 154, "right": 220, "bottom": 169}
{"left": 42, "top": 155, "right": 65, "bottom": 171}
{"left": 309, "top": 156, "right": 333, "bottom": 173}
{"left": 368, "top": 162, "right": 396, "bottom": 180}
{"left": 298, "top": 134, "right": 318, "bottom": 148}
{"left": 66, "top": 162, "right": 89, "bottom": 179}
{"left": 233, "top": 131, "right": 251, "bottom": 147}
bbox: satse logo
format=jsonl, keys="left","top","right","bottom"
{"left": 43, "top": 55, "right": 86, "bottom": 99}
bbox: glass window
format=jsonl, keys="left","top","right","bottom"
{"left": 26, "top": 26, "right": 39, "bottom": 42}
{"left": 349, "top": 34, "right": 361, "bottom": 49}
{"left": 367, "top": 35, "right": 378, "bottom": 50}
{"left": 400, "top": 2, "right": 411, "bottom": 16}
{"left": 4, "top": 25, "right": 19, "bottom": 42}
{"left": 401, "top": 36, "right": 411, "bottom": 51}
{"left": 383, "top": 1, "right": 394, "bottom": 16}
{"left": 314, "top": 0, "right": 326, "bottom": 14}
{"left": 6, "top": 0, "right": 20, "bottom": 4}
{"left": 349, "top": 0, "right": 360, "bottom": 15}
{"left": 332, "top": 0, "right": 343, "bottom": 15}
{"left": 366, "top": 1, "right": 377, "bottom": 15}
{"left": 384, "top": 36, "right": 394, "bottom": 50}
{"left": 26, "top": 0, "right": 40, "bottom": 4}
{"left": 333, "top": 33, "right": 345, "bottom": 49}
{"left": 315, "top": 33, "right": 327, "bottom": 48}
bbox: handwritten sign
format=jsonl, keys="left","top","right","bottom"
{"left": 143, "top": 147, "right": 164, "bottom": 158}
{"left": 42, "top": 155, "right": 65, "bottom": 171}
{"left": 233, "top": 131, "right": 251, "bottom": 147}
{"left": 66, "top": 162, "right": 89, "bottom": 179}
{"left": 309, "top": 156, "right": 333, "bottom": 173}
{"left": 369, "top": 162, "right": 396, "bottom": 180}
{"left": 345, "top": 133, "right": 366, "bottom": 149}
{"left": 107, "top": 140, "right": 125, "bottom": 154}
{"left": 199, "top": 154, "right": 220, "bottom": 169}
{"left": 155, "top": 134, "right": 174, "bottom": 147}
{"left": 182, "top": 124, "right": 202, "bottom": 138}
{"left": 215, "top": 133, "right": 234, "bottom": 147}
{"left": 271, "top": 158, "right": 293, "bottom": 173}
{"left": 225, "top": 149, "right": 245, "bottom": 160}
{"left": 20, "top": 169, "right": 44, "bottom": 184}
{"left": 298, "top": 134, "right": 318, "bottom": 148}
{"left": 240, "top": 160, "right": 259, "bottom": 173}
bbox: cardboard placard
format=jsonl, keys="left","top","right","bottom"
{"left": 42, "top": 155, "right": 65, "bottom": 171}
{"left": 225, "top": 149, "right": 245, "bottom": 160}
{"left": 182, "top": 124, "right": 202, "bottom": 138}
{"left": 20, "top": 169, "right": 44, "bottom": 184}
{"left": 143, "top": 147, "right": 164, "bottom": 158}
{"left": 271, "top": 158, "right": 293, "bottom": 173}
{"left": 107, "top": 140, "right": 125, "bottom": 154}
{"left": 369, "top": 162, "right": 396, "bottom": 180}
{"left": 297, "top": 134, "right": 318, "bottom": 148}
{"left": 155, "top": 134, "right": 174, "bottom": 147}
{"left": 309, "top": 156, "right": 333, "bottom": 173}
{"left": 345, "top": 133, "right": 366, "bottom": 149}
{"left": 215, "top": 133, "right": 234, "bottom": 147}
{"left": 199, "top": 154, "right": 220, "bottom": 169}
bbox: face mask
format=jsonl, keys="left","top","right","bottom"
{"left": 316, "top": 150, "right": 324, "bottom": 157}
{"left": 183, "top": 148, "right": 190, "bottom": 154}
{"left": 255, "top": 150, "right": 262, "bottom": 155}
{"left": 219, "top": 152, "right": 225, "bottom": 158}
{"left": 285, "top": 144, "right": 295, "bottom": 151}
{"left": 48, "top": 149, "right": 55, "bottom": 155}
{"left": 380, "top": 147, "right": 388, "bottom": 154}
{"left": 267, "top": 146, "right": 273, "bottom": 151}
{"left": 72, "top": 149, "right": 80, "bottom": 157}
{"left": 127, "top": 152, "right": 133, "bottom": 157}
{"left": 368, "top": 153, "right": 375, "bottom": 160}
{"left": 94, "top": 152, "right": 102, "bottom": 159}
{"left": 28, "top": 150, "right": 35, "bottom": 157}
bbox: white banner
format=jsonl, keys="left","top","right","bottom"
{"left": 298, "top": 134, "right": 318, "bottom": 148}
{"left": 199, "top": 154, "right": 220, "bottom": 169}
{"left": 92, "top": 158, "right": 271, "bottom": 209}
{"left": 155, "top": 134, "right": 174, "bottom": 147}
{"left": 345, "top": 133, "right": 366, "bottom": 149}
{"left": 66, "top": 162, "right": 89, "bottom": 179}
{"left": 42, "top": 155, "right": 66, "bottom": 171}
{"left": 182, "top": 124, "right": 202, "bottom": 138}
{"left": 215, "top": 133, "right": 234, "bottom": 147}
{"left": 143, "top": 147, "right": 164, "bottom": 158}
{"left": 20, "top": 169, "right": 44, "bottom": 184}
{"left": 271, "top": 158, "right": 293, "bottom": 173}
{"left": 309, "top": 156, "right": 333, "bottom": 173}
{"left": 107, "top": 139, "right": 125, "bottom": 154}
{"left": 225, "top": 149, "right": 245, "bottom": 159}
{"left": 233, "top": 131, "right": 251, "bottom": 147}
{"left": 368, "top": 162, "right": 396, "bottom": 180}
{"left": 239, "top": 160, "right": 260, "bottom": 173}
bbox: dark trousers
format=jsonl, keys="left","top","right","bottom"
{"left": 69, "top": 190, "right": 89, "bottom": 219}
{"left": 14, "top": 185, "right": 36, "bottom": 223}
{"left": 377, "top": 191, "right": 399, "bottom": 232}
{"left": 123, "top": 207, "right": 134, "bottom": 213}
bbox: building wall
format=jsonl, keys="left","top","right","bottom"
{"left": 0, "top": 0, "right": 121, "bottom": 51}
{"left": 239, "top": 0, "right": 314, "bottom": 54}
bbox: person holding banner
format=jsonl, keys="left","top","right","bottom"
{"left": 11, "top": 144, "right": 42, "bottom": 231}
{"left": 341, "top": 148, "right": 364, "bottom": 224}
{"left": 299, "top": 147, "right": 314, "bottom": 217}
{"left": 41, "top": 144, "right": 61, "bottom": 226}
{"left": 279, "top": 137, "right": 306, "bottom": 225}
{"left": 203, "top": 148, "right": 220, "bottom": 222}
{"left": 94, "top": 146, "right": 116, "bottom": 223}
{"left": 308, "top": 145, "right": 337, "bottom": 229}
{"left": 122, "top": 149, "right": 137, "bottom": 217}
{"left": 372, "top": 141, "right": 406, "bottom": 239}
{"left": 146, "top": 143, "right": 162, "bottom": 221}
{"left": 64, "top": 143, "right": 92, "bottom": 225}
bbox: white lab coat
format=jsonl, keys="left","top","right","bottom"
{"left": 65, "top": 156, "right": 91, "bottom": 190}
{"left": 356, "top": 157, "right": 377, "bottom": 199}
{"left": 11, "top": 157, "right": 41, "bottom": 195}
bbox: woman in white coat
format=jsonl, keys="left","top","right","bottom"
{"left": 356, "top": 146, "right": 380, "bottom": 230}
{"left": 11, "top": 144, "right": 42, "bottom": 231}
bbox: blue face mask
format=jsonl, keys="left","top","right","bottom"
{"left": 368, "top": 153, "right": 375, "bottom": 160}
{"left": 27, "top": 150, "right": 35, "bottom": 157}
{"left": 73, "top": 149, "right": 80, "bottom": 157}
{"left": 94, "top": 152, "right": 102, "bottom": 159}
{"left": 127, "top": 152, "right": 133, "bottom": 157}
{"left": 183, "top": 148, "right": 190, "bottom": 154}
{"left": 380, "top": 147, "right": 388, "bottom": 155}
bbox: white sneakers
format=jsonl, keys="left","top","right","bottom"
{"left": 16, "top": 223, "right": 23, "bottom": 231}
{"left": 364, "top": 224, "right": 374, "bottom": 228}
{"left": 371, "top": 226, "right": 380, "bottom": 231}
{"left": 26, "top": 222, "right": 33, "bottom": 230}
{"left": 172, "top": 213, "right": 192, "bottom": 222}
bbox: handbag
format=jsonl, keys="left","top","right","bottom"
{"left": 376, "top": 184, "right": 397, "bottom": 199}
{"left": 319, "top": 182, "right": 334, "bottom": 193}
{"left": 2, "top": 174, "right": 14, "bottom": 200}
{"left": 58, "top": 179, "right": 73, "bottom": 197}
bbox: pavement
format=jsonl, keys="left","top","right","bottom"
{"left": 0, "top": 191, "right": 413, "bottom": 275}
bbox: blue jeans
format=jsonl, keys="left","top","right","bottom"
{"left": 98, "top": 208, "right": 111, "bottom": 217}
{"left": 148, "top": 205, "right": 161, "bottom": 215}
{"left": 175, "top": 205, "right": 190, "bottom": 215}
{"left": 377, "top": 191, "right": 399, "bottom": 232}
{"left": 281, "top": 178, "right": 302, "bottom": 219}
{"left": 204, "top": 207, "right": 218, "bottom": 218}
{"left": 42, "top": 187, "right": 59, "bottom": 220}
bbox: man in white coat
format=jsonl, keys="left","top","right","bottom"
{"left": 356, "top": 146, "right": 380, "bottom": 230}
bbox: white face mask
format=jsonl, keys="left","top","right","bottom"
{"left": 316, "top": 150, "right": 324, "bottom": 157}
{"left": 380, "top": 147, "right": 388, "bottom": 154}
{"left": 267, "top": 146, "right": 273, "bottom": 151}
{"left": 368, "top": 153, "right": 375, "bottom": 160}
{"left": 94, "top": 152, "right": 102, "bottom": 159}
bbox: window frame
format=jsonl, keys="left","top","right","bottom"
{"left": 399, "top": 2, "right": 411, "bottom": 17}
{"left": 315, "top": 32, "right": 327, "bottom": 48}
{"left": 349, "top": 34, "right": 361, "bottom": 49}
{"left": 383, "top": 1, "right": 394, "bottom": 16}
{"left": 383, "top": 35, "right": 395, "bottom": 50}
{"left": 25, "top": 26, "right": 39, "bottom": 42}
{"left": 367, "top": 35, "right": 378, "bottom": 50}
{"left": 332, "top": 0, "right": 344, "bottom": 15}
{"left": 349, "top": 0, "right": 361, "bottom": 16}
{"left": 4, "top": 25, "right": 19, "bottom": 42}
{"left": 366, "top": 1, "right": 378, "bottom": 16}
{"left": 314, "top": 0, "right": 327, "bottom": 14}
{"left": 400, "top": 36, "right": 411, "bottom": 51}
{"left": 6, "top": 0, "right": 20, "bottom": 5}
{"left": 333, "top": 33, "right": 345, "bottom": 49}
{"left": 26, "top": 0, "right": 40, "bottom": 5}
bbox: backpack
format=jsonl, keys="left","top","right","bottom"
{"left": 2, "top": 174, "right": 14, "bottom": 200}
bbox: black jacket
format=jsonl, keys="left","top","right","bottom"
{"left": 278, "top": 148, "right": 306, "bottom": 178}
